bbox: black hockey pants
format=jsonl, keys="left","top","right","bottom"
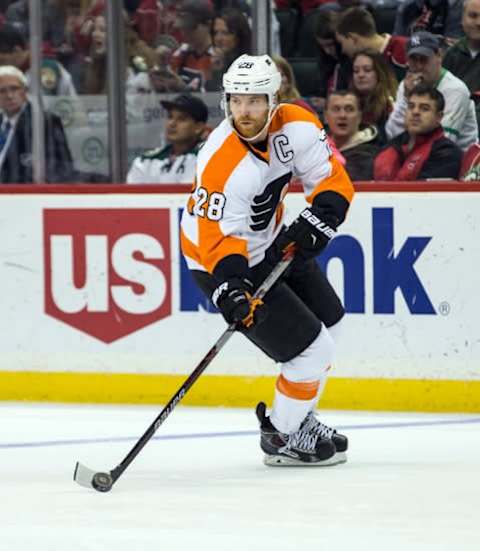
{"left": 192, "top": 257, "right": 344, "bottom": 363}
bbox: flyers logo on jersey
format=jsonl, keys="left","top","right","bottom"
{"left": 43, "top": 209, "right": 172, "bottom": 343}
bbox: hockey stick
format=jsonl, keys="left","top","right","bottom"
{"left": 73, "top": 245, "right": 295, "bottom": 492}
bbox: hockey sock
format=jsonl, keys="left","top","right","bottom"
{"left": 278, "top": 327, "right": 335, "bottom": 417}
{"left": 310, "top": 365, "right": 332, "bottom": 412}
{"left": 270, "top": 374, "right": 319, "bottom": 434}
{"left": 309, "top": 321, "right": 342, "bottom": 411}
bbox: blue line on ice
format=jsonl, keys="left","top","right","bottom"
{"left": 2, "top": 417, "right": 480, "bottom": 449}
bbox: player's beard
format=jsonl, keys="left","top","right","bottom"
{"left": 235, "top": 116, "right": 267, "bottom": 139}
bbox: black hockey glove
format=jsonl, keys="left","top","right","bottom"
{"left": 283, "top": 206, "right": 338, "bottom": 260}
{"left": 212, "top": 277, "right": 267, "bottom": 328}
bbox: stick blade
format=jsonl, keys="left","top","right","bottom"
{"left": 74, "top": 461, "right": 114, "bottom": 493}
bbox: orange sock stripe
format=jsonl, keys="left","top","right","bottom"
{"left": 276, "top": 375, "right": 320, "bottom": 401}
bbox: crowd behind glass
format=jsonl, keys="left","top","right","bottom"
{"left": 1, "top": 0, "right": 480, "bottom": 183}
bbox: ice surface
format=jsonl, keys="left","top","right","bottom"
{"left": 1, "top": 403, "right": 479, "bottom": 551}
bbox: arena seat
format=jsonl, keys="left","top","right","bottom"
{"left": 274, "top": 8, "right": 299, "bottom": 58}
{"left": 287, "top": 57, "right": 320, "bottom": 97}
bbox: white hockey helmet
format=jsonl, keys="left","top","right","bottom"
{"left": 222, "top": 54, "right": 282, "bottom": 140}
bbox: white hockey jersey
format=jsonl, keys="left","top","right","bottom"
{"left": 180, "top": 103, "right": 354, "bottom": 274}
{"left": 127, "top": 142, "right": 202, "bottom": 184}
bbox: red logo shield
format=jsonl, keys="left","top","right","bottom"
{"left": 44, "top": 208, "right": 172, "bottom": 343}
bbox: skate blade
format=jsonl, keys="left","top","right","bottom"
{"left": 334, "top": 451, "right": 347, "bottom": 464}
{"left": 263, "top": 452, "right": 347, "bottom": 467}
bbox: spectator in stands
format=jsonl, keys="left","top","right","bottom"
{"left": 44, "top": 1, "right": 86, "bottom": 92}
{"left": 124, "top": 0, "right": 160, "bottom": 47}
{"left": 324, "top": 90, "right": 381, "bottom": 180}
{"left": 386, "top": 31, "right": 479, "bottom": 151}
{"left": 157, "top": 0, "right": 185, "bottom": 45}
{"left": 393, "top": 0, "right": 464, "bottom": 41}
{"left": 313, "top": 9, "right": 350, "bottom": 111}
{"left": 4, "top": 0, "right": 66, "bottom": 45}
{"left": 0, "top": 23, "right": 78, "bottom": 97}
{"left": 206, "top": 8, "right": 251, "bottom": 91}
{"left": 271, "top": 55, "right": 346, "bottom": 162}
{"left": 4, "top": 0, "right": 30, "bottom": 39}
{"left": 351, "top": 50, "right": 398, "bottom": 141}
{"left": 272, "top": 55, "right": 316, "bottom": 114}
{"left": 374, "top": 84, "right": 462, "bottom": 180}
{"left": 76, "top": 0, "right": 161, "bottom": 50}
{"left": 83, "top": 12, "right": 156, "bottom": 95}
{"left": 0, "top": 65, "right": 74, "bottom": 183}
{"left": 170, "top": 0, "right": 216, "bottom": 92}
{"left": 335, "top": 7, "right": 408, "bottom": 81}
{"left": 443, "top": 0, "right": 480, "bottom": 125}
{"left": 127, "top": 94, "right": 208, "bottom": 184}
{"left": 143, "top": 34, "right": 186, "bottom": 94}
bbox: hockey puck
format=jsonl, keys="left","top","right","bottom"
{"left": 92, "top": 472, "right": 113, "bottom": 492}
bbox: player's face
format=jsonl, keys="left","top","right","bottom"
{"left": 405, "top": 94, "right": 442, "bottom": 136}
{"left": 407, "top": 52, "right": 442, "bottom": 85}
{"left": 463, "top": 0, "right": 480, "bottom": 42}
{"left": 325, "top": 94, "right": 362, "bottom": 140}
{"left": 165, "top": 108, "right": 203, "bottom": 144}
{"left": 0, "top": 75, "right": 27, "bottom": 116}
{"left": 229, "top": 94, "right": 269, "bottom": 139}
{"left": 353, "top": 55, "right": 377, "bottom": 93}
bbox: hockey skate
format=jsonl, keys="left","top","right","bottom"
{"left": 301, "top": 411, "right": 348, "bottom": 464}
{"left": 255, "top": 402, "right": 340, "bottom": 467}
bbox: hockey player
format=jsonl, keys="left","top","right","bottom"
{"left": 180, "top": 54, "right": 354, "bottom": 466}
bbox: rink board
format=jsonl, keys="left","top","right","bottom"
{"left": 0, "top": 184, "right": 479, "bottom": 411}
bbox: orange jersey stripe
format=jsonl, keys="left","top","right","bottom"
{"left": 274, "top": 202, "right": 284, "bottom": 228}
{"left": 180, "top": 229, "right": 201, "bottom": 265}
{"left": 307, "top": 154, "right": 355, "bottom": 205}
{"left": 199, "top": 133, "right": 249, "bottom": 273}
{"left": 270, "top": 103, "right": 323, "bottom": 132}
{"left": 276, "top": 374, "right": 320, "bottom": 401}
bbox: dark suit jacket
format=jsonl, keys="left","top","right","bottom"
{"left": 0, "top": 102, "right": 74, "bottom": 183}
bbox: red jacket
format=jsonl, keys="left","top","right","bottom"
{"left": 383, "top": 35, "right": 408, "bottom": 70}
{"left": 374, "top": 127, "right": 462, "bottom": 180}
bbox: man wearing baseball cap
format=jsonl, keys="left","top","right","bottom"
{"left": 386, "top": 31, "right": 478, "bottom": 151}
{"left": 127, "top": 94, "right": 209, "bottom": 184}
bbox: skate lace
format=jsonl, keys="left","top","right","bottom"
{"left": 284, "top": 427, "right": 318, "bottom": 453}
{"left": 303, "top": 412, "right": 334, "bottom": 439}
